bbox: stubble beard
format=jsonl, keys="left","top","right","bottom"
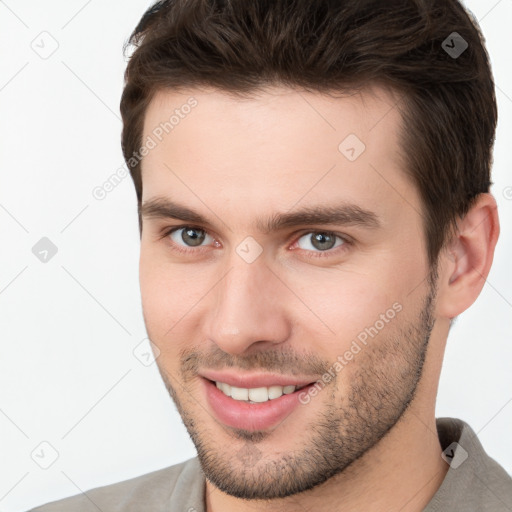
{"left": 155, "top": 270, "right": 438, "bottom": 500}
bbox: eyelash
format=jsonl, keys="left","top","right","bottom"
{"left": 160, "top": 225, "right": 353, "bottom": 259}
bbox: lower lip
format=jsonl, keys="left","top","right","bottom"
{"left": 203, "top": 378, "right": 314, "bottom": 431}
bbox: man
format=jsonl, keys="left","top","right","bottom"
{"left": 30, "top": 0, "right": 512, "bottom": 510}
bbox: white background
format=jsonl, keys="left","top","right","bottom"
{"left": 0, "top": 1, "right": 510, "bottom": 510}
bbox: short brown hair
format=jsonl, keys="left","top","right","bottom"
{"left": 120, "top": 0, "right": 497, "bottom": 268}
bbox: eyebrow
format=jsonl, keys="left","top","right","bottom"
{"left": 139, "top": 197, "right": 381, "bottom": 233}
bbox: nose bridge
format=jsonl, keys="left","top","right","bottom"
{"left": 206, "top": 253, "right": 290, "bottom": 354}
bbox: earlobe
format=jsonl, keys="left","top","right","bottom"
{"left": 436, "top": 193, "right": 500, "bottom": 319}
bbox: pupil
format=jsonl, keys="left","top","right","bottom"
{"left": 183, "top": 228, "right": 205, "bottom": 247}
{"left": 313, "top": 232, "right": 335, "bottom": 250}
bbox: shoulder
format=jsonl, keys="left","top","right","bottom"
{"left": 425, "top": 417, "right": 512, "bottom": 511}
{"left": 27, "top": 456, "right": 204, "bottom": 512}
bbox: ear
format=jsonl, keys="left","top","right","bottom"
{"left": 435, "top": 193, "right": 500, "bottom": 319}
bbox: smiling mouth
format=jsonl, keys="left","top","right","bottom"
{"left": 207, "top": 379, "right": 312, "bottom": 403}
{"left": 202, "top": 376, "right": 318, "bottom": 431}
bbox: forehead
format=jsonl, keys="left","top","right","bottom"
{"left": 139, "top": 84, "right": 419, "bottom": 231}
{"left": 142, "top": 84, "right": 404, "bottom": 152}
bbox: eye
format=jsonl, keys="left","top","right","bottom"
{"left": 294, "top": 231, "right": 348, "bottom": 257}
{"left": 161, "top": 225, "right": 351, "bottom": 259}
{"left": 165, "top": 226, "right": 216, "bottom": 253}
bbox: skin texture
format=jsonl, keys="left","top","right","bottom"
{"left": 138, "top": 85, "right": 499, "bottom": 512}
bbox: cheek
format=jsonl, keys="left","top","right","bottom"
{"left": 288, "top": 263, "right": 407, "bottom": 346}
{"left": 139, "top": 248, "right": 211, "bottom": 342}
{"left": 140, "top": 248, "right": 182, "bottom": 337}
{"left": 139, "top": 265, "right": 189, "bottom": 367}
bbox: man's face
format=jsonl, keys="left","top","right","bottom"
{"left": 139, "top": 85, "right": 438, "bottom": 499}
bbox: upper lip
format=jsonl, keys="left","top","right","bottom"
{"left": 200, "top": 370, "right": 317, "bottom": 389}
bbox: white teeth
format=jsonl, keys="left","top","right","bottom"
{"left": 230, "top": 386, "right": 249, "bottom": 400}
{"left": 248, "top": 387, "right": 269, "bottom": 403}
{"left": 268, "top": 385, "right": 284, "bottom": 399}
{"left": 220, "top": 382, "right": 231, "bottom": 396}
{"left": 215, "top": 382, "right": 301, "bottom": 402}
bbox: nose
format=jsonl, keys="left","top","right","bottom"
{"left": 204, "top": 257, "right": 292, "bottom": 355}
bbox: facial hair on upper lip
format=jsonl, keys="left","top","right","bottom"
{"left": 178, "top": 345, "right": 332, "bottom": 384}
